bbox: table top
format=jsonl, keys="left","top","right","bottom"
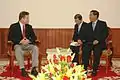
{"left": 46, "top": 47, "right": 72, "bottom": 54}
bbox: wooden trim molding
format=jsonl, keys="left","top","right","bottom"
{"left": 0, "top": 28, "right": 120, "bottom": 58}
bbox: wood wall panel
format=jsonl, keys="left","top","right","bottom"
{"left": 0, "top": 28, "right": 8, "bottom": 58}
{"left": 111, "top": 29, "right": 120, "bottom": 57}
{"left": 0, "top": 28, "right": 120, "bottom": 58}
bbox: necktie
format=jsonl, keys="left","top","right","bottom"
{"left": 23, "top": 25, "right": 26, "bottom": 38}
{"left": 92, "top": 22, "right": 95, "bottom": 31}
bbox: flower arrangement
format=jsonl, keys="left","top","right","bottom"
{"left": 29, "top": 48, "right": 91, "bottom": 80}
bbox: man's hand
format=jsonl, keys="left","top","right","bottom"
{"left": 20, "top": 39, "right": 25, "bottom": 44}
{"left": 77, "top": 39, "right": 82, "bottom": 45}
{"left": 24, "top": 38, "right": 30, "bottom": 44}
{"left": 20, "top": 38, "right": 30, "bottom": 45}
{"left": 93, "top": 40, "right": 99, "bottom": 45}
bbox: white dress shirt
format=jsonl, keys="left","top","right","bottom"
{"left": 19, "top": 22, "right": 24, "bottom": 34}
{"left": 92, "top": 20, "right": 98, "bottom": 31}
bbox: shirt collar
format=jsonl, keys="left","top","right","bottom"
{"left": 78, "top": 21, "right": 83, "bottom": 27}
{"left": 19, "top": 21, "right": 24, "bottom": 27}
{"left": 19, "top": 21, "right": 26, "bottom": 27}
{"left": 93, "top": 19, "right": 98, "bottom": 24}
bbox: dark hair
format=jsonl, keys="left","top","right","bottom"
{"left": 74, "top": 14, "right": 82, "bottom": 20}
{"left": 90, "top": 10, "right": 99, "bottom": 18}
{"left": 19, "top": 11, "right": 29, "bottom": 20}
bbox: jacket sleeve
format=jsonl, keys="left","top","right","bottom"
{"left": 72, "top": 25, "right": 78, "bottom": 41}
{"left": 8, "top": 24, "right": 20, "bottom": 44}
{"left": 77, "top": 23, "right": 88, "bottom": 42}
{"left": 97, "top": 22, "right": 109, "bottom": 42}
{"left": 28, "top": 25, "right": 37, "bottom": 43}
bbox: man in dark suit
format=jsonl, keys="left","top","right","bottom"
{"left": 8, "top": 11, "right": 38, "bottom": 77}
{"left": 82, "top": 10, "right": 108, "bottom": 76}
{"left": 70, "top": 14, "right": 87, "bottom": 65}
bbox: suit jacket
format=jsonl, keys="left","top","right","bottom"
{"left": 8, "top": 22, "right": 37, "bottom": 45}
{"left": 84, "top": 20, "right": 108, "bottom": 48}
{"left": 72, "top": 22, "right": 88, "bottom": 42}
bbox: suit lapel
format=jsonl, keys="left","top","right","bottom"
{"left": 90, "top": 22, "right": 94, "bottom": 32}
{"left": 78, "top": 22, "right": 84, "bottom": 34}
{"left": 79, "top": 22, "right": 84, "bottom": 32}
{"left": 75, "top": 24, "right": 79, "bottom": 34}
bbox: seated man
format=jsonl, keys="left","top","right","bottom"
{"left": 70, "top": 14, "right": 87, "bottom": 65}
{"left": 8, "top": 11, "right": 38, "bottom": 77}
{"left": 82, "top": 10, "right": 108, "bottom": 76}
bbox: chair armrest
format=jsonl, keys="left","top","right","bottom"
{"left": 35, "top": 40, "right": 41, "bottom": 46}
{"left": 7, "top": 41, "right": 14, "bottom": 56}
{"left": 39, "top": 52, "right": 47, "bottom": 56}
{"left": 107, "top": 40, "right": 112, "bottom": 44}
{"left": 102, "top": 49, "right": 112, "bottom": 57}
{"left": 35, "top": 40, "right": 40, "bottom": 43}
{"left": 8, "top": 41, "right": 14, "bottom": 45}
{"left": 106, "top": 40, "right": 113, "bottom": 49}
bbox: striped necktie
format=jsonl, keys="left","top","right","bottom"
{"left": 23, "top": 25, "right": 26, "bottom": 38}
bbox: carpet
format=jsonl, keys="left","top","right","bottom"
{"left": 0, "top": 61, "right": 120, "bottom": 80}
{"left": 92, "top": 66, "right": 120, "bottom": 80}
{"left": 0, "top": 64, "right": 32, "bottom": 80}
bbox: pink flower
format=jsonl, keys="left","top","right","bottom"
{"left": 53, "top": 54, "right": 57, "bottom": 59}
{"left": 70, "top": 63, "right": 74, "bottom": 68}
{"left": 60, "top": 56, "right": 65, "bottom": 61}
{"left": 67, "top": 55, "right": 71, "bottom": 62}
{"left": 53, "top": 59, "right": 59, "bottom": 64}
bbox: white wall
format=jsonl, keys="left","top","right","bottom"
{"left": 0, "top": 0, "right": 120, "bottom": 28}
